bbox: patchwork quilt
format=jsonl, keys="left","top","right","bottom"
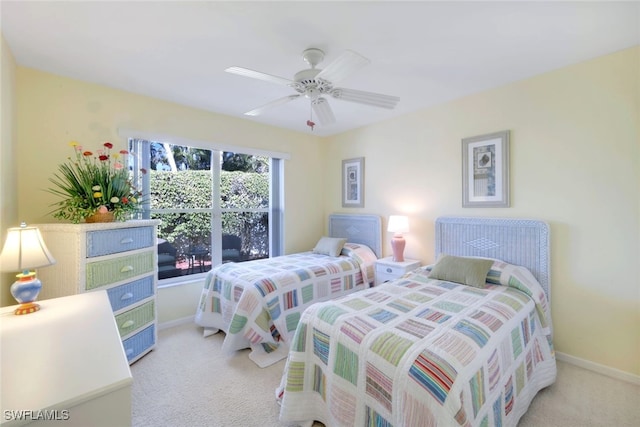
{"left": 277, "top": 262, "right": 556, "bottom": 426}
{"left": 195, "top": 243, "right": 377, "bottom": 367}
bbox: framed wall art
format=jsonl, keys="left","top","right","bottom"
{"left": 462, "top": 130, "right": 510, "bottom": 207}
{"left": 342, "top": 157, "right": 365, "bottom": 208}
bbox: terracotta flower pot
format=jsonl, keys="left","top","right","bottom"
{"left": 85, "top": 211, "right": 116, "bottom": 223}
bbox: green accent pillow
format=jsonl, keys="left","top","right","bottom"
{"left": 313, "top": 237, "right": 347, "bottom": 257}
{"left": 428, "top": 254, "right": 494, "bottom": 288}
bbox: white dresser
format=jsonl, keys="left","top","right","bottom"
{"left": 36, "top": 220, "right": 160, "bottom": 364}
{"left": 1, "top": 291, "right": 132, "bottom": 426}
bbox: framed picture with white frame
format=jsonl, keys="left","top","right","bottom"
{"left": 342, "top": 157, "right": 364, "bottom": 208}
{"left": 462, "top": 130, "right": 510, "bottom": 207}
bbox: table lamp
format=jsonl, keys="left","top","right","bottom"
{"left": 0, "top": 222, "right": 56, "bottom": 315}
{"left": 387, "top": 215, "right": 409, "bottom": 262}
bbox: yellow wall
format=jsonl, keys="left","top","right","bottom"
{"left": 2, "top": 30, "right": 638, "bottom": 377}
{"left": 325, "top": 47, "right": 640, "bottom": 376}
{"left": 12, "top": 68, "right": 327, "bottom": 250}
{"left": 0, "top": 36, "right": 18, "bottom": 306}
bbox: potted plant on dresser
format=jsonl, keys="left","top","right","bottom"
{"left": 48, "top": 141, "right": 145, "bottom": 223}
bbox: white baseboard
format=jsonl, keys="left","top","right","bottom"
{"left": 158, "top": 315, "right": 195, "bottom": 331}
{"left": 556, "top": 351, "right": 640, "bottom": 385}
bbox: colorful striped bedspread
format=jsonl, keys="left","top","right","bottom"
{"left": 194, "top": 243, "right": 377, "bottom": 367}
{"left": 277, "top": 262, "right": 557, "bottom": 426}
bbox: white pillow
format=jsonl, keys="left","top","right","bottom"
{"left": 313, "top": 237, "right": 347, "bottom": 257}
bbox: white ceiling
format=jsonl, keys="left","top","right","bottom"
{"left": 2, "top": 1, "right": 638, "bottom": 137}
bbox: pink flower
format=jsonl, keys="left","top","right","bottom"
{"left": 119, "top": 150, "right": 129, "bottom": 155}
{"left": 97, "top": 205, "right": 109, "bottom": 213}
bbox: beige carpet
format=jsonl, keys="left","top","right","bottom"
{"left": 131, "top": 322, "right": 640, "bottom": 427}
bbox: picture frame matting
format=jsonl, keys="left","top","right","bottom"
{"left": 342, "top": 157, "right": 365, "bottom": 208}
{"left": 462, "top": 130, "right": 510, "bottom": 208}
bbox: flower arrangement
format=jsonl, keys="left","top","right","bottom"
{"left": 48, "top": 141, "right": 146, "bottom": 223}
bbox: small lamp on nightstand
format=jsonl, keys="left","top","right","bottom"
{"left": 0, "top": 222, "right": 56, "bottom": 315}
{"left": 387, "top": 215, "right": 409, "bottom": 262}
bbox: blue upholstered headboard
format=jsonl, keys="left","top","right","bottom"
{"left": 329, "top": 214, "right": 382, "bottom": 258}
{"left": 435, "top": 217, "right": 550, "bottom": 300}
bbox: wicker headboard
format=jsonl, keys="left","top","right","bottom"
{"left": 329, "top": 214, "right": 382, "bottom": 258}
{"left": 435, "top": 217, "right": 550, "bottom": 300}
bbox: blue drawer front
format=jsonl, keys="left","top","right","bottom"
{"left": 106, "top": 276, "right": 154, "bottom": 312}
{"left": 122, "top": 324, "right": 155, "bottom": 363}
{"left": 87, "top": 227, "right": 154, "bottom": 257}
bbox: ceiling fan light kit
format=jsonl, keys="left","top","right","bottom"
{"left": 226, "top": 48, "right": 400, "bottom": 128}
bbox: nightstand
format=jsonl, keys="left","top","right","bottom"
{"left": 375, "top": 256, "right": 421, "bottom": 286}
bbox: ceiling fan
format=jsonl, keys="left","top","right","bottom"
{"left": 225, "top": 48, "right": 400, "bottom": 128}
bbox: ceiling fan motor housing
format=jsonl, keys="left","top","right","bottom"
{"left": 294, "top": 68, "right": 333, "bottom": 98}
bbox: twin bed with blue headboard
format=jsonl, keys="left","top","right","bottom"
{"left": 195, "top": 213, "right": 382, "bottom": 367}
{"left": 277, "top": 216, "right": 556, "bottom": 427}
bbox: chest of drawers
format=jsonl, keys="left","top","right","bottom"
{"left": 36, "top": 220, "right": 160, "bottom": 364}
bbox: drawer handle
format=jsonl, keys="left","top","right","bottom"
{"left": 120, "top": 237, "right": 134, "bottom": 244}
{"left": 120, "top": 265, "right": 134, "bottom": 273}
{"left": 386, "top": 268, "right": 392, "bottom": 273}
{"left": 121, "top": 320, "right": 135, "bottom": 329}
{"left": 120, "top": 292, "right": 134, "bottom": 301}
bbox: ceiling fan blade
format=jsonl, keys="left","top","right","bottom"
{"left": 330, "top": 87, "right": 400, "bottom": 109}
{"left": 311, "top": 98, "right": 336, "bottom": 125}
{"left": 244, "top": 95, "right": 300, "bottom": 116}
{"left": 225, "top": 66, "right": 293, "bottom": 86}
{"left": 315, "top": 50, "right": 370, "bottom": 84}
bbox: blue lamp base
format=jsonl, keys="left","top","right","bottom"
{"left": 10, "top": 272, "right": 42, "bottom": 315}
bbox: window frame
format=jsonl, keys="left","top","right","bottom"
{"left": 121, "top": 129, "right": 288, "bottom": 286}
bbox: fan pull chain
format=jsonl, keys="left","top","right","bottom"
{"left": 307, "top": 102, "right": 315, "bottom": 130}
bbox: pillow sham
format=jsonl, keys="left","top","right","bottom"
{"left": 428, "top": 254, "right": 494, "bottom": 288}
{"left": 313, "top": 237, "right": 347, "bottom": 257}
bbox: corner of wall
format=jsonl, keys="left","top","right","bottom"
{"left": 1, "top": 33, "right": 19, "bottom": 306}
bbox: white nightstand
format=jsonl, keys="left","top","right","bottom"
{"left": 375, "top": 256, "right": 421, "bottom": 286}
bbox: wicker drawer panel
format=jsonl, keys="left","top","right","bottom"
{"left": 106, "top": 275, "right": 154, "bottom": 312}
{"left": 86, "top": 251, "right": 154, "bottom": 290}
{"left": 115, "top": 300, "right": 154, "bottom": 337}
{"left": 122, "top": 324, "right": 155, "bottom": 362}
{"left": 87, "top": 227, "right": 154, "bottom": 258}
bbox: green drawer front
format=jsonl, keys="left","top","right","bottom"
{"left": 115, "top": 300, "right": 155, "bottom": 337}
{"left": 86, "top": 251, "right": 154, "bottom": 290}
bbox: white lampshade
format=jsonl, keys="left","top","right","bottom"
{"left": 0, "top": 223, "right": 56, "bottom": 273}
{"left": 387, "top": 215, "right": 409, "bottom": 235}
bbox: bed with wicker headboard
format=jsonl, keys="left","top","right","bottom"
{"left": 277, "top": 216, "right": 556, "bottom": 427}
{"left": 194, "top": 213, "right": 381, "bottom": 367}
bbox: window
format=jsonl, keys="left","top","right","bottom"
{"left": 127, "top": 136, "right": 285, "bottom": 283}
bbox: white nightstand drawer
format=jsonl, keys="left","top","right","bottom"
{"left": 376, "top": 263, "right": 407, "bottom": 276}
{"left": 375, "top": 257, "right": 421, "bottom": 286}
